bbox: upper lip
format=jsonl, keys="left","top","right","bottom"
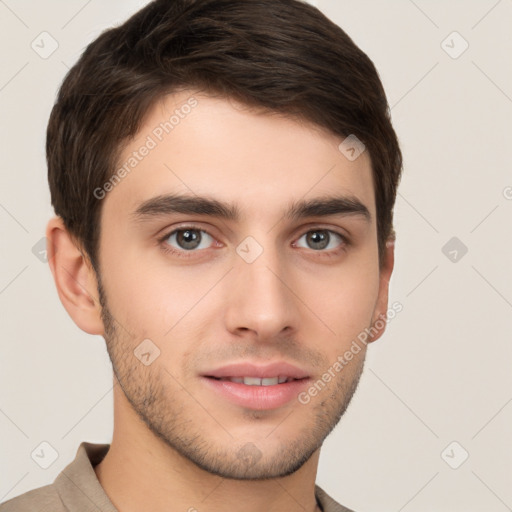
{"left": 202, "top": 361, "right": 310, "bottom": 379}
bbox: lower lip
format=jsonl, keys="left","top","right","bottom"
{"left": 201, "top": 377, "right": 311, "bottom": 410}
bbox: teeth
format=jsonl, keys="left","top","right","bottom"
{"left": 244, "top": 377, "right": 263, "bottom": 386}
{"left": 219, "top": 376, "right": 294, "bottom": 385}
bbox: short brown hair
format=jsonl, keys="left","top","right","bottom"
{"left": 47, "top": 0, "right": 402, "bottom": 271}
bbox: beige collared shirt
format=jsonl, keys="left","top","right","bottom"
{"left": 0, "top": 442, "right": 354, "bottom": 512}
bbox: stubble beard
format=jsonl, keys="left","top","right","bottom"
{"left": 97, "top": 279, "right": 365, "bottom": 480}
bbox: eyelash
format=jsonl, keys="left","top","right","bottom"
{"left": 158, "top": 225, "right": 350, "bottom": 259}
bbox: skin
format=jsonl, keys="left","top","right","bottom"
{"left": 47, "top": 90, "right": 394, "bottom": 512}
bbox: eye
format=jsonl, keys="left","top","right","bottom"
{"left": 294, "top": 229, "right": 346, "bottom": 251}
{"left": 162, "top": 227, "right": 216, "bottom": 253}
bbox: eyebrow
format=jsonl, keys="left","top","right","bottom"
{"left": 131, "top": 193, "right": 371, "bottom": 223}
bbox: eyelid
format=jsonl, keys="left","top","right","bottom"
{"left": 292, "top": 221, "right": 351, "bottom": 239}
{"left": 292, "top": 228, "right": 349, "bottom": 251}
{"left": 287, "top": 218, "right": 350, "bottom": 242}
{"left": 158, "top": 221, "right": 217, "bottom": 239}
{"left": 158, "top": 224, "right": 220, "bottom": 252}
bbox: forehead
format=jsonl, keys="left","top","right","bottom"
{"left": 102, "top": 91, "right": 375, "bottom": 225}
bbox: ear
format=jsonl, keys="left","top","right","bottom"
{"left": 46, "top": 216, "right": 104, "bottom": 335}
{"left": 368, "top": 238, "right": 395, "bottom": 343}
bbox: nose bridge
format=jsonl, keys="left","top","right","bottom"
{"left": 224, "top": 235, "right": 298, "bottom": 338}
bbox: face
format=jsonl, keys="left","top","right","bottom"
{"left": 94, "top": 90, "right": 391, "bottom": 479}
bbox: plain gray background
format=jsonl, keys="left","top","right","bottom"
{"left": 1, "top": 1, "right": 511, "bottom": 510}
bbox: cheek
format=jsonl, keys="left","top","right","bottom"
{"left": 98, "top": 257, "right": 169, "bottom": 336}
{"left": 307, "top": 252, "right": 380, "bottom": 342}
{"left": 101, "top": 250, "right": 217, "bottom": 347}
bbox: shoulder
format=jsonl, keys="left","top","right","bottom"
{"left": 315, "top": 484, "right": 356, "bottom": 512}
{"left": 0, "top": 483, "right": 65, "bottom": 512}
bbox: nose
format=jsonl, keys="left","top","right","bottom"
{"left": 223, "top": 242, "right": 300, "bottom": 342}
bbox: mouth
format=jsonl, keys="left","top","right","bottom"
{"left": 207, "top": 376, "right": 302, "bottom": 386}
{"left": 200, "top": 362, "right": 311, "bottom": 410}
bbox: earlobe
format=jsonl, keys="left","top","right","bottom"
{"left": 46, "top": 217, "right": 104, "bottom": 336}
{"left": 368, "top": 238, "right": 395, "bottom": 343}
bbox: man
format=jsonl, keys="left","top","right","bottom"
{"left": 1, "top": 0, "right": 402, "bottom": 510}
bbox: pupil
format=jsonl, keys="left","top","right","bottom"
{"left": 178, "top": 229, "right": 200, "bottom": 250}
{"left": 308, "top": 230, "right": 329, "bottom": 250}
